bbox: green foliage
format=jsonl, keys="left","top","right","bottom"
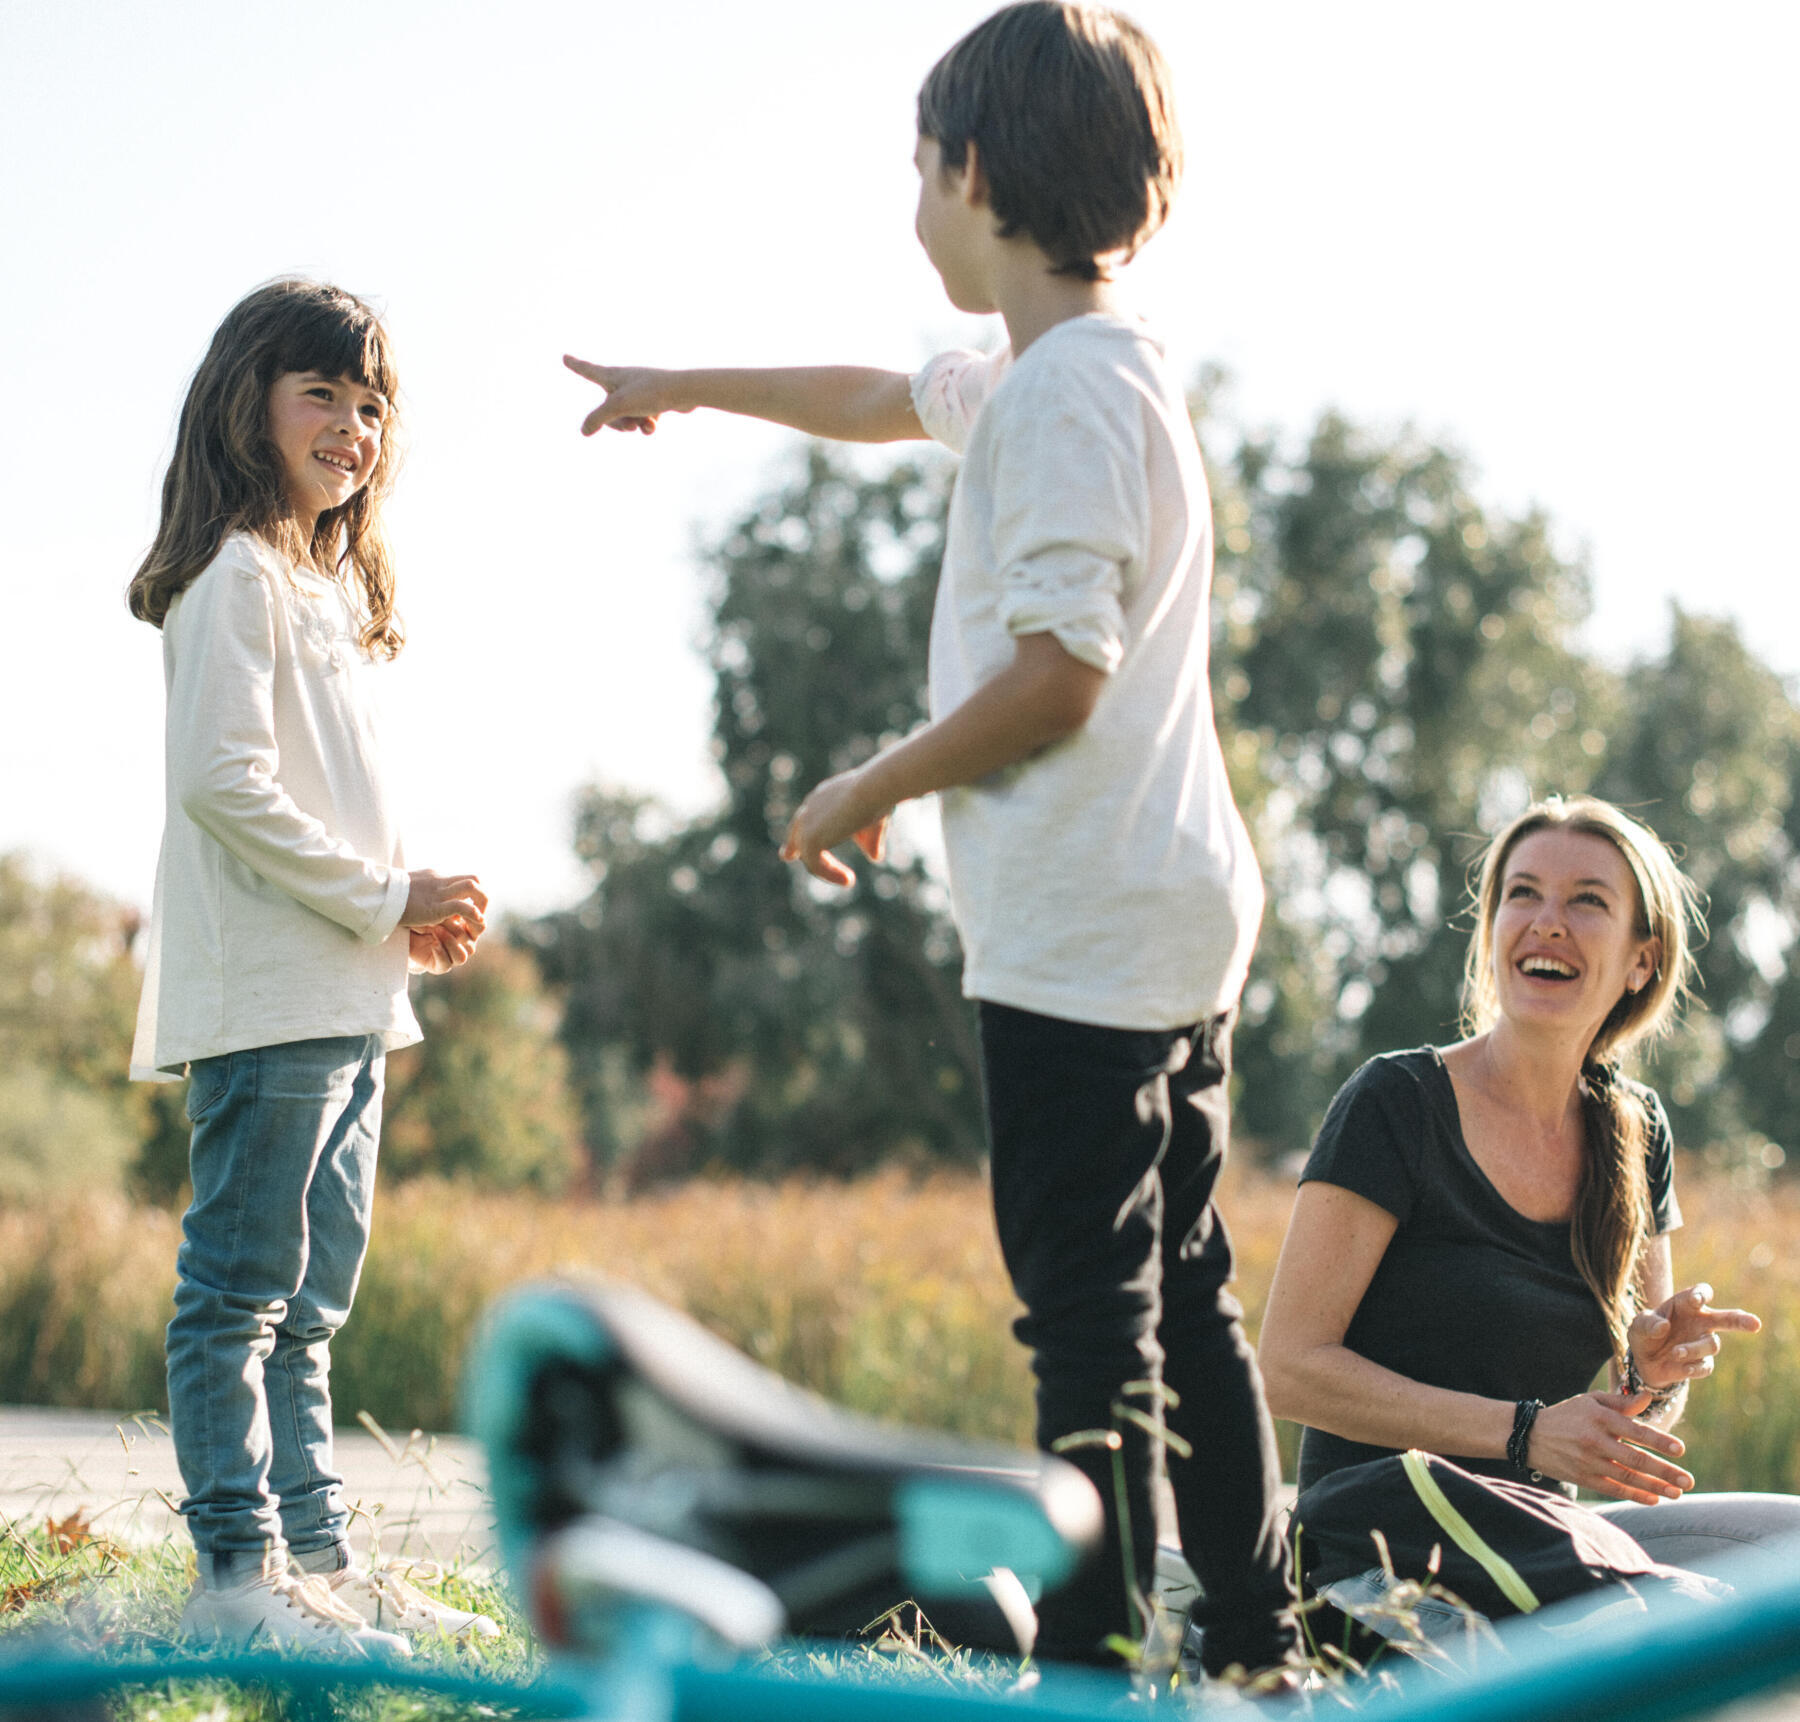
{"left": 1588, "top": 610, "right": 1800, "bottom": 1150}
{"left": 1202, "top": 401, "right": 1614, "bottom": 1147}
{"left": 0, "top": 851, "right": 584, "bottom": 1198}
{"left": 0, "top": 852, "right": 142, "bottom": 1094}
{"left": 381, "top": 941, "right": 583, "bottom": 1191}
{"left": 1201, "top": 388, "right": 1800, "bottom": 1160}
{"left": 0, "top": 1062, "right": 137, "bottom": 1200}
{"left": 532, "top": 396, "right": 1800, "bottom": 1172}
{"left": 0, "top": 851, "right": 177, "bottom": 1200}
{"left": 533, "top": 448, "right": 982, "bottom": 1181}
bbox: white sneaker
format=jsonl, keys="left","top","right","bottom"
{"left": 324, "top": 1560, "right": 502, "bottom": 1640}
{"left": 180, "top": 1571, "right": 413, "bottom": 1658}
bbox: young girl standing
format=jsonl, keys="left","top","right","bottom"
{"left": 129, "top": 279, "right": 494, "bottom": 1654}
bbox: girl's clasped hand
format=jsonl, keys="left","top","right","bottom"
{"left": 402, "top": 869, "right": 489, "bottom": 974}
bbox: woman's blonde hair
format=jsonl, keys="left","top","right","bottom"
{"left": 127, "top": 278, "right": 404, "bottom": 658}
{"left": 1462, "top": 795, "right": 1703, "bottom": 1363}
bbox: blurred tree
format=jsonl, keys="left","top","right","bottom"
{"left": 1, "top": 852, "right": 142, "bottom": 1097}
{"left": 532, "top": 398, "right": 1800, "bottom": 1177}
{"left": 0, "top": 852, "right": 187, "bottom": 1201}
{"left": 1202, "top": 400, "right": 1615, "bottom": 1151}
{"left": 381, "top": 941, "right": 583, "bottom": 1191}
{"left": 532, "top": 448, "right": 983, "bottom": 1182}
{"left": 1591, "top": 610, "right": 1800, "bottom": 1153}
{"left": 0, "top": 1063, "right": 138, "bottom": 1200}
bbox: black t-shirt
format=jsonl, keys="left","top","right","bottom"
{"left": 1294, "top": 1047, "right": 1680, "bottom": 1494}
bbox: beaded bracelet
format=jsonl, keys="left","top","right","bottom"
{"left": 1508, "top": 1398, "right": 1546, "bottom": 1482}
{"left": 1624, "top": 1352, "right": 1684, "bottom": 1411}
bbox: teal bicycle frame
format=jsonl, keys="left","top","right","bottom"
{"left": 3, "top": 1565, "right": 1799, "bottom": 1722}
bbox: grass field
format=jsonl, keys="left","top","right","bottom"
{"left": 0, "top": 1515, "right": 533, "bottom": 1720}
{"left": 1, "top": 1158, "right": 1795, "bottom": 1714}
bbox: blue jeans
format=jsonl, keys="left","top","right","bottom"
{"left": 167, "top": 1035, "right": 384, "bottom": 1587}
{"left": 1599, "top": 1493, "right": 1800, "bottom": 1581}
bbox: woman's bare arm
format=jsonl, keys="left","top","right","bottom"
{"left": 1259, "top": 1182, "right": 1515, "bottom": 1458}
{"left": 1258, "top": 1181, "right": 1693, "bottom": 1504}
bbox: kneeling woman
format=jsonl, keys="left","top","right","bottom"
{"left": 1259, "top": 795, "right": 1798, "bottom": 1578}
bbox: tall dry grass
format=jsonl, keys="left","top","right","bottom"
{"left": 1665, "top": 1171, "right": 1800, "bottom": 1495}
{"left": 0, "top": 1162, "right": 1793, "bottom": 1491}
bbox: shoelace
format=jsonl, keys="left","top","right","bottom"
{"left": 354, "top": 1564, "right": 444, "bottom": 1621}
{"left": 289, "top": 1573, "right": 370, "bottom": 1632}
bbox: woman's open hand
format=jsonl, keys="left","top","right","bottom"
{"left": 1526, "top": 1391, "right": 1694, "bottom": 1505}
{"left": 1628, "top": 1283, "right": 1761, "bottom": 1392}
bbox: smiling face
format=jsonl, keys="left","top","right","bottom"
{"left": 266, "top": 370, "right": 388, "bottom": 538}
{"left": 1489, "top": 827, "right": 1661, "bottom": 1045}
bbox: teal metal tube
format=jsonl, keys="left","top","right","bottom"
{"left": 1351, "top": 1563, "right": 1800, "bottom": 1722}
{"left": 671, "top": 1661, "right": 1138, "bottom": 1722}
{"left": 2, "top": 1566, "right": 1798, "bottom": 1722}
{"left": 661, "top": 1564, "right": 1800, "bottom": 1722}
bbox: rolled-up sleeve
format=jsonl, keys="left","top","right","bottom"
{"left": 987, "top": 396, "right": 1142, "bottom": 674}
{"left": 910, "top": 347, "right": 1010, "bottom": 454}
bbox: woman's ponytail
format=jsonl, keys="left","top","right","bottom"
{"left": 1572, "top": 1057, "right": 1651, "bottom": 1367}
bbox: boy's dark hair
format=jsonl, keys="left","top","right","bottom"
{"left": 916, "top": 2, "right": 1181, "bottom": 281}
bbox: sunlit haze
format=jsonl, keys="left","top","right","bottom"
{"left": 3, "top": 1, "right": 1794, "bottom": 917}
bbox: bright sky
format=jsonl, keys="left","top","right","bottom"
{"left": 3, "top": 1, "right": 1795, "bottom": 919}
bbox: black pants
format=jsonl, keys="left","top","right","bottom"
{"left": 979, "top": 1001, "right": 1296, "bottom": 1674}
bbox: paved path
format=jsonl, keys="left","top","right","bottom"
{"left": 0, "top": 1406, "right": 495, "bottom": 1571}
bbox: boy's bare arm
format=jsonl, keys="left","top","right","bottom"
{"left": 563, "top": 357, "right": 926, "bottom": 444}
{"left": 781, "top": 632, "right": 1106, "bottom": 886}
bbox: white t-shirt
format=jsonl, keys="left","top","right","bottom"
{"left": 130, "top": 532, "right": 419, "bottom": 1078}
{"left": 910, "top": 313, "right": 1263, "bottom": 1030}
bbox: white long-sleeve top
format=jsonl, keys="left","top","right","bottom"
{"left": 910, "top": 314, "right": 1263, "bottom": 1030}
{"left": 130, "top": 532, "right": 419, "bottom": 1079}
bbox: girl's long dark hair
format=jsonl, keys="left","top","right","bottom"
{"left": 128, "top": 278, "right": 404, "bottom": 658}
{"left": 1462, "top": 796, "right": 1703, "bottom": 1366}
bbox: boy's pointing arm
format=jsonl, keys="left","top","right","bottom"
{"left": 563, "top": 356, "right": 927, "bottom": 444}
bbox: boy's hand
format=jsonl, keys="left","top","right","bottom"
{"left": 401, "top": 870, "right": 488, "bottom": 934}
{"left": 781, "top": 770, "right": 891, "bottom": 888}
{"left": 563, "top": 356, "right": 689, "bottom": 436}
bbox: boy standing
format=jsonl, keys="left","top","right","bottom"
{"left": 566, "top": 1, "right": 1296, "bottom": 1677}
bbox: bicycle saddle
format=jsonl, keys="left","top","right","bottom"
{"left": 465, "top": 1280, "right": 1102, "bottom": 1656}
